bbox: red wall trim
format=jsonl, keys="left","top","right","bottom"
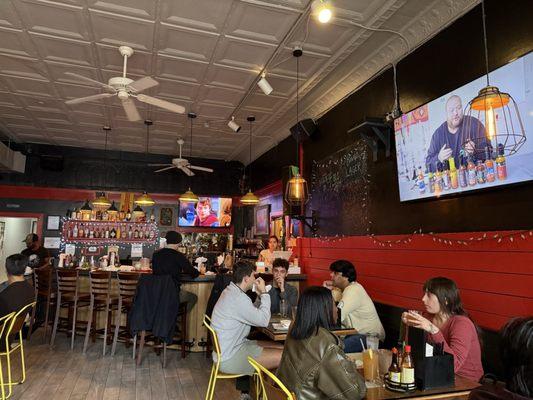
{"left": 297, "top": 231, "right": 533, "bottom": 331}
{"left": 255, "top": 180, "right": 282, "bottom": 198}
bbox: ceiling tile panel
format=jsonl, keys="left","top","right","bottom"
{"left": 158, "top": 23, "right": 219, "bottom": 62}
{"left": 0, "top": 55, "right": 49, "bottom": 80}
{"left": 87, "top": 0, "right": 157, "bottom": 20}
{"left": 3, "top": 76, "right": 57, "bottom": 98}
{"left": 15, "top": 95, "right": 67, "bottom": 112}
{"left": 0, "top": 92, "right": 23, "bottom": 108}
{"left": 54, "top": 82, "right": 103, "bottom": 102}
{"left": 204, "top": 64, "right": 256, "bottom": 91}
{"left": 69, "top": 103, "right": 107, "bottom": 117}
{"left": 196, "top": 85, "right": 244, "bottom": 108}
{"left": 195, "top": 103, "right": 233, "bottom": 120}
{"left": 29, "top": 33, "right": 96, "bottom": 67}
{"left": 155, "top": 55, "right": 208, "bottom": 83}
{"left": 213, "top": 36, "right": 276, "bottom": 70}
{"left": 0, "top": 1, "right": 23, "bottom": 29}
{"left": 270, "top": 49, "right": 328, "bottom": 79}
{"left": 15, "top": 0, "right": 90, "bottom": 41}
{"left": 96, "top": 44, "right": 152, "bottom": 76}
{"left": 0, "top": 27, "right": 38, "bottom": 58}
{"left": 45, "top": 61, "right": 100, "bottom": 85}
{"left": 152, "top": 78, "right": 200, "bottom": 102}
{"left": 159, "top": 0, "right": 233, "bottom": 32}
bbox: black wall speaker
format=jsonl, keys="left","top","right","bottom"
{"left": 290, "top": 118, "right": 317, "bottom": 142}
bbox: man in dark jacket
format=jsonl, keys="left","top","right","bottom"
{"left": 152, "top": 231, "right": 199, "bottom": 313}
{"left": 0, "top": 254, "right": 34, "bottom": 317}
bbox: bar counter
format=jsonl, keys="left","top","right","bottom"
{"left": 74, "top": 269, "right": 307, "bottom": 352}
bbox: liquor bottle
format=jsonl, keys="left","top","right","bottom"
{"left": 76, "top": 208, "right": 82, "bottom": 220}
{"left": 434, "top": 162, "right": 443, "bottom": 193}
{"left": 126, "top": 209, "right": 131, "bottom": 222}
{"left": 449, "top": 158, "right": 458, "bottom": 189}
{"left": 110, "top": 226, "right": 117, "bottom": 239}
{"left": 442, "top": 160, "right": 451, "bottom": 190}
{"left": 400, "top": 345, "right": 415, "bottom": 384}
{"left": 467, "top": 156, "right": 477, "bottom": 186}
{"left": 128, "top": 226, "right": 133, "bottom": 239}
{"left": 67, "top": 225, "right": 72, "bottom": 239}
{"left": 102, "top": 210, "right": 109, "bottom": 221}
{"left": 116, "top": 225, "right": 121, "bottom": 239}
{"left": 476, "top": 160, "right": 486, "bottom": 184}
{"left": 484, "top": 146, "right": 495, "bottom": 182}
{"left": 388, "top": 347, "right": 402, "bottom": 383}
{"left": 121, "top": 225, "right": 127, "bottom": 239}
{"left": 73, "top": 223, "right": 78, "bottom": 238}
{"left": 417, "top": 166, "right": 425, "bottom": 194}
{"left": 458, "top": 156, "right": 468, "bottom": 188}
{"left": 94, "top": 227, "right": 100, "bottom": 239}
{"left": 496, "top": 143, "right": 507, "bottom": 180}
{"left": 78, "top": 224, "right": 84, "bottom": 238}
{"left": 119, "top": 210, "right": 125, "bottom": 221}
{"left": 71, "top": 209, "right": 77, "bottom": 219}
{"left": 105, "top": 226, "right": 110, "bottom": 239}
{"left": 85, "top": 226, "right": 90, "bottom": 238}
{"left": 89, "top": 226, "right": 94, "bottom": 239}
{"left": 134, "top": 228, "right": 139, "bottom": 239}
{"left": 149, "top": 229, "right": 155, "bottom": 240}
{"left": 139, "top": 227, "right": 144, "bottom": 239}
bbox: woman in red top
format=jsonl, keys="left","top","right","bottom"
{"left": 402, "top": 277, "right": 483, "bottom": 382}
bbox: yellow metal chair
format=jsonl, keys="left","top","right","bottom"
{"left": 0, "top": 302, "right": 36, "bottom": 399}
{"left": 247, "top": 356, "right": 296, "bottom": 400}
{"left": 203, "top": 315, "right": 247, "bottom": 400}
{"left": 0, "top": 313, "right": 15, "bottom": 400}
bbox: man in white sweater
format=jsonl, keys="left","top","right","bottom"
{"left": 211, "top": 261, "right": 283, "bottom": 375}
{"left": 323, "top": 259, "right": 385, "bottom": 352}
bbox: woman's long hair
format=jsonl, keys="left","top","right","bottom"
{"left": 500, "top": 317, "right": 533, "bottom": 397}
{"left": 290, "top": 286, "right": 334, "bottom": 340}
{"left": 423, "top": 277, "right": 467, "bottom": 316}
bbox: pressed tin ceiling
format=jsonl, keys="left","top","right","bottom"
{"left": 0, "top": 0, "right": 478, "bottom": 163}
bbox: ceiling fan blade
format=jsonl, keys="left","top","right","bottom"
{"left": 149, "top": 163, "right": 174, "bottom": 167}
{"left": 128, "top": 76, "right": 159, "bottom": 93}
{"left": 121, "top": 98, "right": 141, "bottom": 121}
{"left": 64, "top": 72, "right": 115, "bottom": 92}
{"left": 189, "top": 165, "right": 214, "bottom": 173}
{"left": 155, "top": 166, "right": 177, "bottom": 173}
{"left": 137, "top": 94, "right": 185, "bottom": 114}
{"left": 65, "top": 92, "right": 115, "bottom": 105}
{"left": 179, "top": 166, "right": 195, "bottom": 176}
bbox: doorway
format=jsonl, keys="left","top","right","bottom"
{"left": 0, "top": 216, "right": 39, "bottom": 283}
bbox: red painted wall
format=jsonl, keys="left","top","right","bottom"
{"left": 297, "top": 232, "right": 533, "bottom": 332}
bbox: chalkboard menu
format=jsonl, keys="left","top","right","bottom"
{"left": 310, "top": 141, "right": 370, "bottom": 236}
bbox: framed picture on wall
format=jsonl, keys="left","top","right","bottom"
{"left": 47, "top": 215, "right": 60, "bottom": 230}
{"left": 255, "top": 205, "right": 270, "bottom": 236}
{"left": 159, "top": 207, "right": 173, "bottom": 226}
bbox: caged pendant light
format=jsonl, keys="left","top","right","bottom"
{"left": 285, "top": 48, "right": 309, "bottom": 207}
{"left": 180, "top": 113, "right": 199, "bottom": 203}
{"left": 91, "top": 126, "right": 112, "bottom": 210}
{"left": 463, "top": 0, "right": 526, "bottom": 157}
{"left": 134, "top": 120, "right": 156, "bottom": 207}
{"left": 241, "top": 116, "right": 260, "bottom": 206}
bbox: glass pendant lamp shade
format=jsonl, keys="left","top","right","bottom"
{"left": 180, "top": 188, "right": 199, "bottom": 203}
{"left": 107, "top": 200, "right": 119, "bottom": 216}
{"left": 134, "top": 191, "right": 155, "bottom": 206}
{"left": 91, "top": 191, "right": 111, "bottom": 210}
{"left": 285, "top": 172, "right": 309, "bottom": 206}
{"left": 241, "top": 189, "right": 260, "bottom": 205}
{"left": 132, "top": 205, "right": 145, "bottom": 220}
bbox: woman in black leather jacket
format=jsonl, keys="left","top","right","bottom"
{"left": 277, "top": 286, "right": 366, "bottom": 400}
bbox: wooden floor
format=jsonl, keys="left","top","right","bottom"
{"left": 8, "top": 331, "right": 240, "bottom": 400}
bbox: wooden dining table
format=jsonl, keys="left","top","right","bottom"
{"left": 258, "top": 315, "right": 358, "bottom": 341}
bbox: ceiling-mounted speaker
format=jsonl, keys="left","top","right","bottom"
{"left": 290, "top": 118, "right": 317, "bottom": 142}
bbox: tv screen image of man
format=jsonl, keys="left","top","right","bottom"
{"left": 194, "top": 198, "right": 219, "bottom": 227}
{"left": 425, "top": 95, "right": 488, "bottom": 172}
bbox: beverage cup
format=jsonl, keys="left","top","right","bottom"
{"left": 363, "top": 349, "right": 379, "bottom": 382}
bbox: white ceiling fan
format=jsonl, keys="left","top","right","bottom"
{"left": 63, "top": 46, "right": 185, "bottom": 121}
{"left": 149, "top": 138, "right": 214, "bottom": 176}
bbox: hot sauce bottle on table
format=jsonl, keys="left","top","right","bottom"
{"left": 388, "top": 347, "right": 402, "bottom": 383}
{"left": 400, "top": 345, "right": 415, "bottom": 385}
{"left": 449, "top": 158, "right": 458, "bottom": 189}
{"left": 484, "top": 146, "right": 496, "bottom": 183}
{"left": 467, "top": 156, "right": 477, "bottom": 186}
{"left": 442, "top": 160, "right": 451, "bottom": 190}
{"left": 496, "top": 143, "right": 507, "bottom": 180}
{"left": 458, "top": 155, "right": 468, "bottom": 188}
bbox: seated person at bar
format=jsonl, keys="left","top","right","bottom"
{"left": 258, "top": 236, "right": 279, "bottom": 270}
{"left": 323, "top": 260, "right": 385, "bottom": 352}
{"left": 211, "top": 261, "right": 283, "bottom": 374}
{"left": 402, "top": 277, "right": 483, "bottom": 382}
{"left": 469, "top": 317, "right": 532, "bottom": 400}
{"left": 0, "top": 254, "right": 34, "bottom": 317}
{"left": 277, "top": 286, "right": 366, "bottom": 400}
{"left": 269, "top": 258, "right": 298, "bottom": 315}
{"left": 152, "top": 231, "right": 199, "bottom": 312}
{"left": 21, "top": 233, "right": 50, "bottom": 269}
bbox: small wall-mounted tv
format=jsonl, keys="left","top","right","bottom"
{"left": 178, "top": 197, "right": 232, "bottom": 227}
{"left": 394, "top": 51, "right": 532, "bottom": 202}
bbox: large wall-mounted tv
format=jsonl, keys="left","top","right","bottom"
{"left": 394, "top": 52, "right": 532, "bottom": 202}
{"left": 178, "top": 197, "right": 232, "bottom": 227}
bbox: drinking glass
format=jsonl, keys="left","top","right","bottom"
{"left": 363, "top": 349, "right": 379, "bottom": 382}
{"left": 280, "top": 301, "right": 288, "bottom": 318}
{"left": 366, "top": 334, "right": 379, "bottom": 350}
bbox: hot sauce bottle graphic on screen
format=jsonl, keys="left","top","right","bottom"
{"left": 476, "top": 160, "right": 486, "bottom": 184}
{"left": 417, "top": 166, "right": 426, "bottom": 194}
{"left": 434, "top": 162, "right": 443, "bottom": 194}
{"left": 467, "top": 156, "right": 477, "bottom": 186}
{"left": 484, "top": 146, "right": 496, "bottom": 183}
{"left": 427, "top": 164, "right": 435, "bottom": 194}
{"left": 496, "top": 143, "right": 507, "bottom": 180}
{"left": 458, "top": 155, "right": 468, "bottom": 188}
{"left": 442, "top": 160, "right": 451, "bottom": 190}
{"left": 449, "top": 158, "right": 458, "bottom": 189}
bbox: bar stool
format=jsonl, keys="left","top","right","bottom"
{"left": 110, "top": 272, "right": 140, "bottom": 356}
{"left": 50, "top": 269, "right": 90, "bottom": 349}
{"left": 28, "top": 267, "right": 55, "bottom": 342}
{"left": 82, "top": 271, "right": 118, "bottom": 355}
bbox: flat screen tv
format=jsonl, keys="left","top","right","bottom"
{"left": 178, "top": 197, "right": 232, "bottom": 227}
{"left": 394, "top": 51, "right": 532, "bottom": 202}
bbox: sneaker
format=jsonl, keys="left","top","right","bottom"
{"left": 239, "top": 393, "right": 252, "bottom": 400}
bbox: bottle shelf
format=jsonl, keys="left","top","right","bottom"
{"left": 62, "top": 219, "right": 158, "bottom": 245}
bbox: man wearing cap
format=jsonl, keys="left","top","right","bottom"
{"left": 21, "top": 233, "right": 50, "bottom": 269}
{"left": 152, "top": 231, "right": 199, "bottom": 312}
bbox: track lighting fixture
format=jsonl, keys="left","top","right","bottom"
{"left": 257, "top": 73, "right": 273, "bottom": 95}
{"left": 228, "top": 116, "right": 241, "bottom": 133}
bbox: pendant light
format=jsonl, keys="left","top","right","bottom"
{"left": 91, "top": 126, "right": 112, "bottom": 210}
{"left": 80, "top": 199, "right": 92, "bottom": 220}
{"left": 180, "top": 113, "right": 199, "bottom": 203}
{"left": 107, "top": 200, "right": 119, "bottom": 217}
{"left": 285, "top": 48, "right": 309, "bottom": 206}
{"left": 463, "top": 0, "right": 525, "bottom": 156}
{"left": 134, "top": 120, "right": 156, "bottom": 207}
{"left": 241, "top": 116, "right": 260, "bottom": 206}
